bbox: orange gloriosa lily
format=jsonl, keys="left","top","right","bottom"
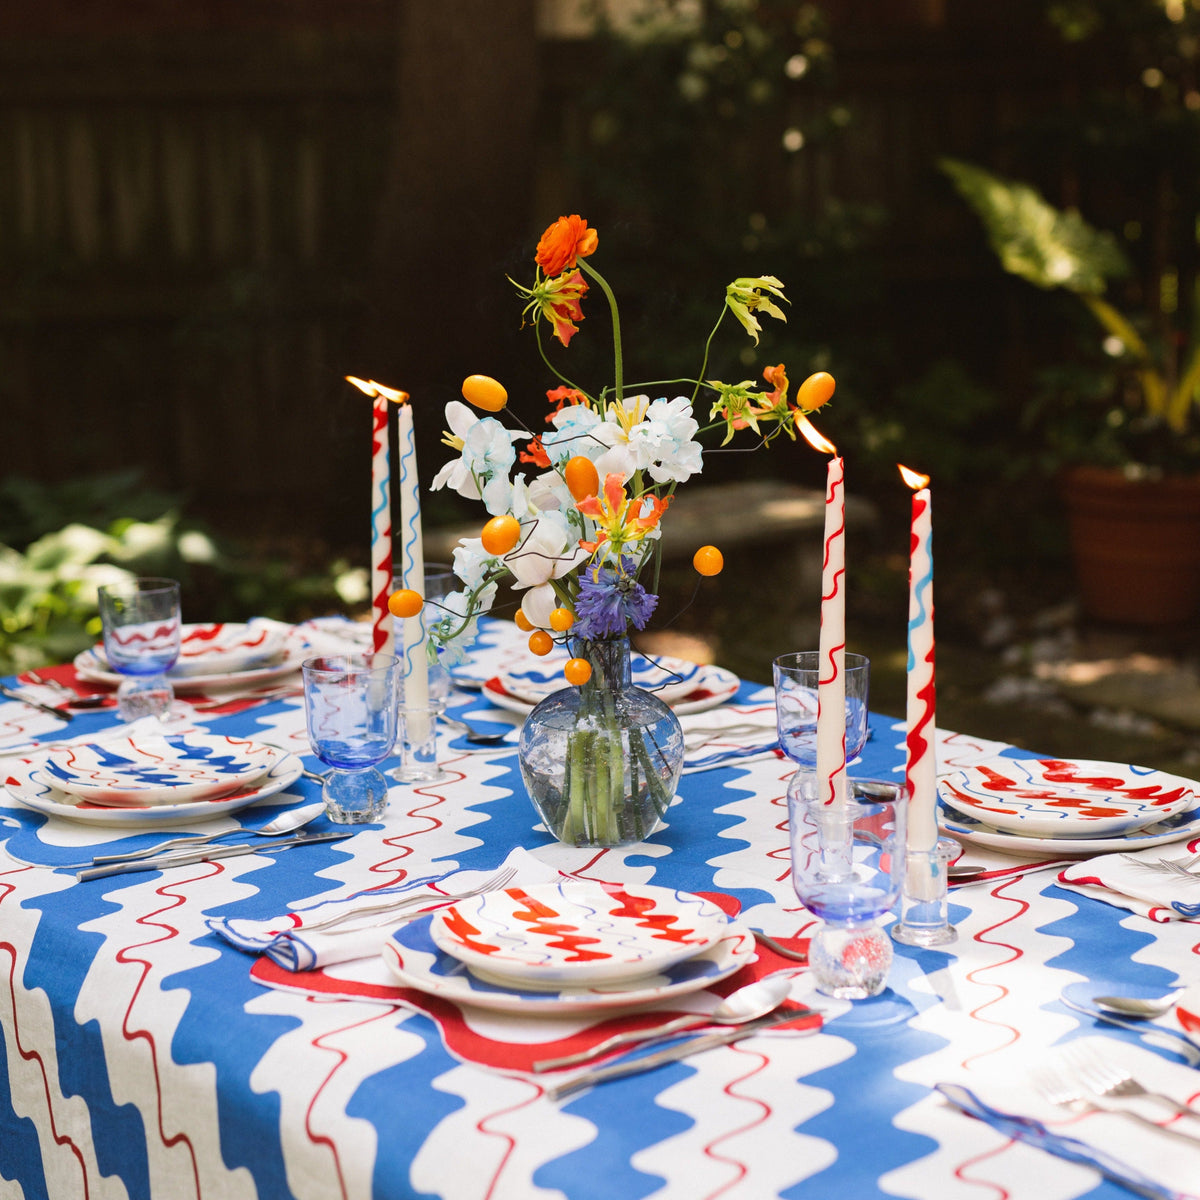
{"left": 576, "top": 473, "right": 671, "bottom": 556}
{"left": 515, "top": 270, "right": 590, "bottom": 347}
{"left": 536, "top": 215, "right": 599, "bottom": 277}
{"left": 519, "top": 435, "right": 551, "bottom": 468}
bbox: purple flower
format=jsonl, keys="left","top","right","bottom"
{"left": 573, "top": 559, "right": 658, "bottom": 639}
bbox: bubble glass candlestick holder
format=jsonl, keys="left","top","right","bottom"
{"left": 788, "top": 773, "right": 907, "bottom": 999}
{"left": 97, "top": 577, "right": 182, "bottom": 722}
{"left": 302, "top": 654, "right": 400, "bottom": 824}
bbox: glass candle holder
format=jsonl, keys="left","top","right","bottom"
{"left": 97, "top": 577, "right": 182, "bottom": 722}
{"left": 788, "top": 773, "right": 907, "bottom": 999}
{"left": 302, "top": 654, "right": 400, "bottom": 824}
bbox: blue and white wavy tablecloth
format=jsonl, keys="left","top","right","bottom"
{"left": 2, "top": 619, "right": 1199, "bottom": 1200}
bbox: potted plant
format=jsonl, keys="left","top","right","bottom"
{"left": 941, "top": 157, "right": 1200, "bottom": 625}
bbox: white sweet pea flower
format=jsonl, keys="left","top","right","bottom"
{"left": 503, "top": 510, "right": 587, "bottom": 591}
{"left": 631, "top": 396, "right": 703, "bottom": 483}
{"left": 527, "top": 468, "right": 575, "bottom": 516}
{"left": 431, "top": 584, "right": 497, "bottom": 665}
{"left": 451, "top": 537, "right": 497, "bottom": 592}
{"left": 519, "top": 582, "right": 559, "bottom": 629}
{"left": 430, "top": 401, "right": 526, "bottom": 514}
{"left": 541, "top": 404, "right": 605, "bottom": 466}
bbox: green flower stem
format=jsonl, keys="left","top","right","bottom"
{"left": 534, "top": 323, "right": 590, "bottom": 396}
{"left": 692, "top": 308, "right": 728, "bottom": 404}
{"left": 580, "top": 259, "right": 623, "bottom": 401}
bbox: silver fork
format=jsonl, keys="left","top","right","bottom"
{"left": 297, "top": 864, "right": 518, "bottom": 931}
{"left": 1034, "top": 1064, "right": 1200, "bottom": 1147}
{"left": 1062, "top": 1043, "right": 1200, "bottom": 1120}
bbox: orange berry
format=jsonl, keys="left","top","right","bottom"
{"left": 564, "top": 658, "right": 593, "bottom": 686}
{"left": 563, "top": 455, "right": 600, "bottom": 502}
{"left": 480, "top": 514, "right": 521, "bottom": 556}
{"left": 549, "top": 607, "right": 575, "bottom": 632}
{"left": 461, "top": 374, "right": 508, "bottom": 412}
{"left": 528, "top": 630, "right": 554, "bottom": 656}
{"left": 693, "top": 545, "right": 724, "bottom": 576}
{"left": 514, "top": 608, "right": 534, "bottom": 632}
{"left": 387, "top": 589, "right": 423, "bottom": 619}
{"left": 795, "top": 371, "right": 836, "bottom": 412}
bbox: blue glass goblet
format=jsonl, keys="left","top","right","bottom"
{"left": 773, "top": 651, "right": 871, "bottom": 769}
{"left": 97, "top": 577, "right": 182, "bottom": 722}
{"left": 302, "top": 654, "right": 400, "bottom": 824}
{"left": 788, "top": 773, "right": 907, "bottom": 999}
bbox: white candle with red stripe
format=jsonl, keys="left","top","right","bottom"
{"left": 395, "top": 397, "right": 430, "bottom": 732}
{"left": 900, "top": 463, "right": 937, "bottom": 852}
{"left": 347, "top": 376, "right": 407, "bottom": 658}
{"left": 798, "top": 417, "right": 846, "bottom": 811}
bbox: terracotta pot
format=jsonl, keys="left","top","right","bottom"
{"left": 1059, "top": 465, "right": 1200, "bottom": 624}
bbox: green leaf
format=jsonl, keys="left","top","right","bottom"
{"left": 940, "top": 157, "right": 1129, "bottom": 296}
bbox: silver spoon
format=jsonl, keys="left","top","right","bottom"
{"left": 439, "top": 714, "right": 515, "bottom": 746}
{"left": 530, "top": 973, "right": 794, "bottom": 1072}
{"left": 1092, "top": 989, "right": 1182, "bottom": 1019}
{"left": 89, "top": 800, "right": 328, "bottom": 865}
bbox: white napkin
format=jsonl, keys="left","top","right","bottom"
{"left": 1057, "top": 842, "right": 1200, "bottom": 922}
{"left": 0, "top": 713, "right": 193, "bottom": 760}
{"left": 677, "top": 705, "right": 778, "bottom": 774}
{"left": 207, "top": 846, "right": 559, "bottom": 971}
{"left": 938, "top": 1037, "right": 1200, "bottom": 1198}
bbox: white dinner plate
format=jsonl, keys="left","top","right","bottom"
{"left": 429, "top": 880, "right": 732, "bottom": 989}
{"left": 75, "top": 638, "right": 307, "bottom": 693}
{"left": 499, "top": 654, "right": 705, "bottom": 707}
{"left": 939, "top": 755, "right": 1198, "bottom": 838}
{"left": 42, "top": 734, "right": 286, "bottom": 806}
{"left": 383, "top": 914, "right": 755, "bottom": 1014}
{"left": 937, "top": 792, "right": 1200, "bottom": 858}
{"left": 5, "top": 755, "right": 304, "bottom": 828}
{"left": 482, "top": 664, "right": 740, "bottom": 718}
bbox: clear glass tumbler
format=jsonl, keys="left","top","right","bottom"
{"left": 97, "top": 577, "right": 182, "bottom": 722}
{"left": 788, "top": 773, "right": 906, "bottom": 999}
{"left": 302, "top": 653, "right": 400, "bottom": 824}
{"left": 773, "top": 651, "right": 871, "bottom": 769}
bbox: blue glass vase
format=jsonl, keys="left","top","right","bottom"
{"left": 517, "top": 636, "right": 684, "bottom": 847}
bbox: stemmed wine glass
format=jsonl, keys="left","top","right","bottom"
{"left": 302, "top": 653, "right": 400, "bottom": 824}
{"left": 97, "top": 577, "right": 182, "bottom": 722}
{"left": 773, "top": 651, "right": 870, "bottom": 778}
{"left": 788, "top": 774, "right": 907, "bottom": 998}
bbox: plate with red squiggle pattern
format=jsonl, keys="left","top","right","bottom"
{"left": 939, "top": 755, "right": 1199, "bottom": 839}
{"left": 429, "top": 881, "right": 731, "bottom": 989}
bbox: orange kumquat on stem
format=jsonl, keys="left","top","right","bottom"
{"left": 387, "top": 589, "right": 423, "bottom": 619}
{"left": 528, "top": 630, "right": 554, "bottom": 656}
{"left": 693, "top": 545, "right": 724, "bottom": 576}
{"left": 549, "top": 607, "right": 575, "bottom": 632}
{"left": 563, "top": 455, "right": 600, "bottom": 501}
{"left": 481, "top": 514, "right": 521, "bottom": 556}
{"left": 514, "top": 609, "right": 534, "bottom": 632}
{"left": 563, "top": 658, "right": 592, "bottom": 685}
{"left": 461, "top": 374, "right": 508, "bottom": 412}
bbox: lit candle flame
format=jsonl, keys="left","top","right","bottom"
{"left": 346, "top": 375, "right": 410, "bottom": 405}
{"left": 796, "top": 414, "right": 837, "bottom": 455}
{"left": 898, "top": 463, "right": 930, "bottom": 491}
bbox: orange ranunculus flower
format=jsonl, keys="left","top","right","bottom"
{"left": 535, "top": 215, "right": 599, "bottom": 278}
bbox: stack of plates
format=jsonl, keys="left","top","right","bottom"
{"left": 75, "top": 621, "right": 304, "bottom": 692}
{"left": 5, "top": 732, "right": 303, "bottom": 827}
{"left": 382, "top": 880, "right": 756, "bottom": 1013}
{"left": 483, "top": 654, "right": 740, "bottom": 717}
{"left": 938, "top": 754, "right": 1200, "bottom": 857}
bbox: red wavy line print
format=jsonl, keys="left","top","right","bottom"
{"left": 697, "top": 1043, "right": 775, "bottom": 1200}
{"left": 960, "top": 880, "right": 1029, "bottom": 1070}
{"left": 0, "top": 866, "right": 92, "bottom": 1197}
{"left": 951, "top": 1140, "right": 1013, "bottom": 1200}
{"left": 905, "top": 649, "right": 936, "bottom": 798}
{"left": 302, "top": 997, "right": 403, "bottom": 1200}
{"left": 113, "top": 873, "right": 211, "bottom": 1196}
{"left": 475, "top": 1086, "right": 543, "bottom": 1200}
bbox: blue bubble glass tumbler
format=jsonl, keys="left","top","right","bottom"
{"left": 302, "top": 654, "right": 400, "bottom": 824}
{"left": 97, "top": 577, "right": 182, "bottom": 722}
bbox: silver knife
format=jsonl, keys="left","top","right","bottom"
{"left": 76, "top": 831, "right": 353, "bottom": 881}
{"left": 0, "top": 683, "right": 70, "bottom": 721}
{"left": 544, "top": 1006, "right": 820, "bottom": 1100}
